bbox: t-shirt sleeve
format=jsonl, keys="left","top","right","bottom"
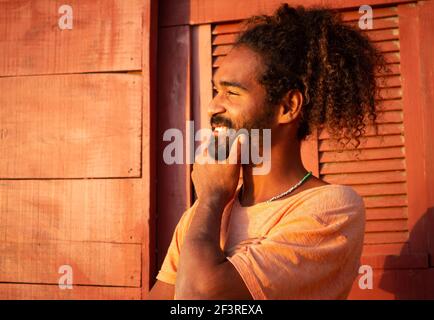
{"left": 156, "top": 201, "right": 199, "bottom": 285}
{"left": 226, "top": 186, "right": 366, "bottom": 300}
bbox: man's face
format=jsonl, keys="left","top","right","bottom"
{"left": 208, "top": 45, "right": 276, "bottom": 158}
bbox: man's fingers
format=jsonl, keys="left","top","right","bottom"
{"left": 227, "top": 134, "right": 247, "bottom": 164}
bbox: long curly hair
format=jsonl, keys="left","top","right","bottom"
{"left": 234, "top": 4, "right": 389, "bottom": 150}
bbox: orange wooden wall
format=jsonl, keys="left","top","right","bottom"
{"left": 1, "top": 0, "right": 433, "bottom": 300}
{"left": 0, "top": 0, "right": 157, "bottom": 299}
{"left": 157, "top": 0, "right": 434, "bottom": 299}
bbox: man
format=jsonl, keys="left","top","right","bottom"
{"left": 148, "top": 4, "right": 385, "bottom": 299}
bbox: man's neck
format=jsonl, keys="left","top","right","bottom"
{"left": 239, "top": 143, "right": 309, "bottom": 206}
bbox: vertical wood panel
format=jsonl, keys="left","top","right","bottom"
{"left": 157, "top": 25, "right": 192, "bottom": 268}
{"left": 141, "top": 0, "right": 158, "bottom": 296}
{"left": 192, "top": 24, "right": 213, "bottom": 133}
{"left": 398, "top": 3, "right": 428, "bottom": 254}
{"left": 418, "top": 0, "right": 434, "bottom": 264}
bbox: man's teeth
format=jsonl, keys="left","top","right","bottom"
{"left": 215, "top": 126, "right": 227, "bottom": 132}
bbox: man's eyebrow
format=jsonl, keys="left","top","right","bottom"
{"left": 212, "top": 79, "right": 248, "bottom": 91}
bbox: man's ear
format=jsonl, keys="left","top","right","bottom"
{"left": 277, "top": 90, "right": 303, "bottom": 124}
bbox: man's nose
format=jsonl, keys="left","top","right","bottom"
{"left": 207, "top": 96, "right": 226, "bottom": 118}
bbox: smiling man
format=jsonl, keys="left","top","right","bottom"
{"left": 148, "top": 4, "right": 387, "bottom": 300}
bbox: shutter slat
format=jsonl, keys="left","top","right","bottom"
{"left": 364, "top": 194, "right": 408, "bottom": 208}
{"left": 318, "top": 135, "right": 404, "bottom": 151}
{"left": 320, "top": 146, "right": 405, "bottom": 162}
{"left": 346, "top": 17, "right": 398, "bottom": 30}
{"left": 375, "top": 110, "right": 403, "bottom": 123}
{"left": 351, "top": 183, "right": 407, "bottom": 196}
{"left": 364, "top": 232, "right": 409, "bottom": 244}
{"left": 366, "top": 220, "right": 408, "bottom": 232}
{"left": 376, "top": 98, "right": 402, "bottom": 111}
{"left": 319, "top": 123, "right": 404, "bottom": 140}
{"left": 383, "top": 52, "right": 400, "bottom": 64}
{"left": 320, "top": 159, "right": 405, "bottom": 174}
{"left": 341, "top": 7, "right": 398, "bottom": 21}
{"left": 378, "top": 75, "right": 401, "bottom": 87}
{"left": 323, "top": 171, "right": 406, "bottom": 184}
{"left": 366, "top": 207, "right": 408, "bottom": 220}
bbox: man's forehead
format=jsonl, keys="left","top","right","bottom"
{"left": 213, "top": 46, "right": 263, "bottom": 85}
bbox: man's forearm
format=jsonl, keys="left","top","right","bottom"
{"left": 175, "top": 199, "right": 228, "bottom": 299}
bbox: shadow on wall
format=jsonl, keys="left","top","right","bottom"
{"left": 379, "top": 207, "right": 434, "bottom": 299}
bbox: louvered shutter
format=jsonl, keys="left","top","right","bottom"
{"left": 211, "top": 6, "right": 413, "bottom": 257}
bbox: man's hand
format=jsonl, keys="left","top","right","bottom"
{"left": 191, "top": 134, "right": 245, "bottom": 207}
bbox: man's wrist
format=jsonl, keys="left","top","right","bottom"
{"left": 197, "top": 196, "right": 227, "bottom": 213}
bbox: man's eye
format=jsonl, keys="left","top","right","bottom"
{"left": 228, "top": 91, "right": 239, "bottom": 96}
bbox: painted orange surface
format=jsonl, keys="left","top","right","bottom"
{"left": 0, "top": 0, "right": 433, "bottom": 300}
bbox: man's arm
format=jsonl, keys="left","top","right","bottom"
{"left": 175, "top": 200, "right": 253, "bottom": 300}
{"left": 146, "top": 280, "right": 175, "bottom": 300}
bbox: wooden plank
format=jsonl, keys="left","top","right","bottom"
{"left": 318, "top": 135, "right": 404, "bottom": 152}
{"left": 157, "top": 26, "right": 192, "bottom": 268}
{"left": 341, "top": 6, "right": 399, "bottom": 21}
{"left": 161, "top": 0, "right": 412, "bottom": 26}
{"left": 212, "top": 15, "right": 399, "bottom": 36}
{"left": 377, "top": 76, "right": 401, "bottom": 88}
{"left": 398, "top": 3, "right": 429, "bottom": 253}
{"left": 319, "top": 123, "right": 404, "bottom": 140}
{"left": 383, "top": 52, "right": 401, "bottom": 64}
{"left": 323, "top": 171, "right": 406, "bottom": 185}
{"left": 141, "top": 0, "right": 158, "bottom": 296}
{"left": 320, "top": 158, "right": 405, "bottom": 174}
{"left": 366, "top": 206, "right": 408, "bottom": 220}
{"left": 212, "top": 33, "right": 238, "bottom": 46}
{"left": 192, "top": 24, "right": 213, "bottom": 132}
{"left": 375, "top": 110, "right": 403, "bottom": 123}
{"left": 0, "top": 283, "right": 141, "bottom": 300}
{"left": 374, "top": 40, "right": 400, "bottom": 53}
{"left": 213, "top": 23, "right": 245, "bottom": 35}
{"left": 346, "top": 17, "right": 398, "bottom": 30}
{"left": 362, "top": 243, "right": 409, "bottom": 255}
{"left": 365, "top": 220, "right": 408, "bottom": 232}
{"left": 376, "top": 98, "right": 403, "bottom": 111}
{"left": 352, "top": 183, "right": 407, "bottom": 197}
{"left": 418, "top": 0, "right": 434, "bottom": 260}
{"left": 0, "top": 74, "right": 142, "bottom": 179}
{"left": 213, "top": 39, "right": 400, "bottom": 56}
{"left": 364, "top": 231, "right": 409, "bottom": 244}
{"left": 320, "top": 146, "right": 405, "bottom": 162}
{"left": 366, "top": 29, "right": 400, "bottom": 42}
{"left": 0, "top": 241, "right": 141, "bottom": 287}
{"left": 0, "top": 0, "right": 143, "bottom": 76}
{"left": 212, "top": 44, "right": 233, "bottom": 56}
{"left": 363, "top": 194, "right": 408, "bottom": 208}
{"left": 0, "top": 179, "right": 143, "bottom": 243}
{"left": 211, "top": 27, "right": 399, "bottom": 47}
{"left": 378, "top": 86, "right": 402, "bottom": 99}
{"left": 378, "top": 63, "right": 400, "bottom": 76}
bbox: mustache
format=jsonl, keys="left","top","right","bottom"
{"left": 210, "top": 115, "right": 234, "bottom": 129}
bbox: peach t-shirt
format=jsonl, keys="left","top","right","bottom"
{"left": 156, "top": 184, "right": 366, "bottom": 300}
